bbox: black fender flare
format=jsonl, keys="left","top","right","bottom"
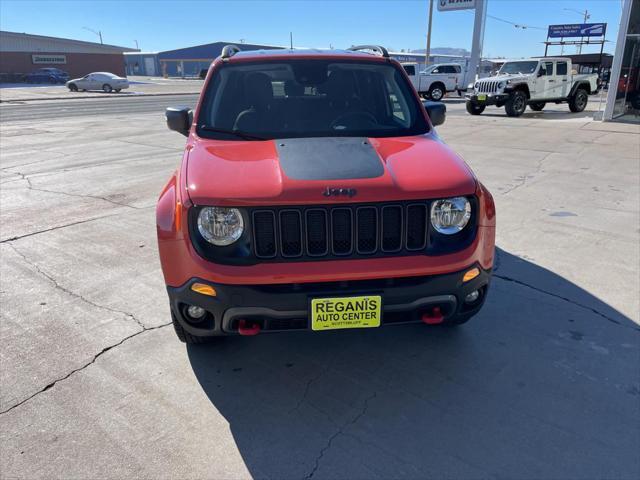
{"left": 504, "top": 83, "right": 530, "bottom": 98}
{"left": 569, "top": 81, "right": 591, "bottom": 97}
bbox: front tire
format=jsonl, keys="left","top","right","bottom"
{"left": 466, "top": 101, "right": 485, "bottom": 115}
{"left": 102, "top": 84, "right": 113, "bottom": 93}
{"left": 171, "top": 310, "right": 214, "bottom": 344}
{"left": 569, "top": 89, "right": 588, "bottom": 113}
{"left": 505, "top": 90, "right": 527, "bottom": 117}
{"left": 529, "top": 101, "right": 545, "bottom": 111}
{"left": 428, "top": 84, "right": 445, "bottom": 102}
{"left": 68, "top": 83, "right": 78, "bottom": 92}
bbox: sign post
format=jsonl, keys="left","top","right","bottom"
{"left": 435, "top": 0, "right": 484, "bottom": 88}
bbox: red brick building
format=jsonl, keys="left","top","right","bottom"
{"left": 0, "top": 31, "right": 137, "bottom": 79}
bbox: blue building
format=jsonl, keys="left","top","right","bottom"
{"left": 124, "top": 41, "right": 286, "bottom": 78}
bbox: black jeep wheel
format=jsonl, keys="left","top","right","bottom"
{"left": 529, "top": 101, "right": 545, "bottom": 111}
{"left": 569, "top": 89, "right": 588, "bottom": 113}
{"left": 466, "top": 101, "right": 485, "bottom": 115}
{"left": 171, "top": 310, "right": 215, "bottom": 344}
{"left": 428, "top": 83, "right": 445, "bottom": 101}
{"left": 505, "top": 90, "right": 527, "bottom": 117}
{"left": 68, "top": 83, "right": 78, "bottom": 92}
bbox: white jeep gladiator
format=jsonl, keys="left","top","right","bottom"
{"left": 402, "top": 63, "right": 463, "bottom": 101}
{"left": 465, "top": 57, "right": 598, "bottom": 117}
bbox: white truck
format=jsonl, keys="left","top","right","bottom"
{"left": 465, "top": 57, "right": 598, "bottom": 117}
{"left": 402, "top": 63, "right": 463, "bottom": 101}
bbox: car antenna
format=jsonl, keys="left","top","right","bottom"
{"left": 290, "top": 32, "right": 293, "bottom": 50}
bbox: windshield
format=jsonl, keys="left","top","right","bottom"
{"left": 197, "top": 60, "right": 428, "bottom": 140}
{"left": 499, "top": 61, "right": 539, "bottom": 75}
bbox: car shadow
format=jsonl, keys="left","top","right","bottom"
{"left": 187, "top": 248, "right": 639, "bottom": 479}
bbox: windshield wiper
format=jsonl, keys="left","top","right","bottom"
{"left": 198, "top": 125, "right": 269, "bottom": 141}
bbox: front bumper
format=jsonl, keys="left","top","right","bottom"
{"left": 466, "top": 93, "right": 509, "bottom": 106}
{"left": 168, "top": 265, "right": 491, "bottom": 337}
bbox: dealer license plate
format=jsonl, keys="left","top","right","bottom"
{"left": 311, "top": 295, "right": 382, "bottom": 331}
{"left": 477, "top": 94, "right": 487, "bottom": 101}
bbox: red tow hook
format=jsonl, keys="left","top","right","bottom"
{"left": 421, "top": 307, "right": 444, "bottom": 325}
{"left": 238, "top": 319, "right": 261, "bottom": 336}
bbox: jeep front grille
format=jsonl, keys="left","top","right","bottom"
{"left": 477, "top": 81, "right": 500, "bottom": 93}
{"left": 252, "top": 202, "right": 429, "bottom": 260}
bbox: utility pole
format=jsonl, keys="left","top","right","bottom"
{"left": 290, "top": 32, "right": 293, "bottom": 49}
{"left": 425, "top": 0, "right": 434, "bottom": 69}
{"left": 564, "top": 8, "right": 590, "bottom": 54}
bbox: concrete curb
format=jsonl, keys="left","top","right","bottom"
{"left": 0, "top": 91, "right": 199, "bottom": 103}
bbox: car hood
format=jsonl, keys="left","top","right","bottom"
{"left": 185, "top": 134, "right": 477, "bottom": 206}
{"left": 480, "top": 74, "right": 528, "bottom": 84}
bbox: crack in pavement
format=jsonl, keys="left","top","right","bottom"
{"left": 0, "top": 322, "right": 171, "bottom": 416}
{"left": 5, "top": 243, "right": 147, "bottom": 331}
{"left": 288, "top": 363, "right": 332, "bottom": 415}
{"left": 501, "top": 152, "right": 552, "bottom": 196}
{"left": 493, "top": 274, "right": 639, "bottom": 331}
{"left": 0, "top": 211, "right": 144, "bottom": 243}
{"left": 14, "top": 171, "right": 144, "bottom": 210}
{"left": 303, "top": 392, "right": 377, "bottom": 480}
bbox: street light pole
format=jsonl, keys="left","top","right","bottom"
{"left": 82, "top": 27, "right": 103, "bottom": 44}
{"left": 425, "top": 0, "right": 434, "bottom": 69}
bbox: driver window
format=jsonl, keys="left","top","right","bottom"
{"left": 541, "top": 62, "right": 554, "bottom": 76}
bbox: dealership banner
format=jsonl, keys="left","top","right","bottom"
{"left": 32, "top": 54, "right": 67, "bottom": 64}
{"left": 547, "top": 23, "right": 607, "bottom": 38}
{"left": 437, "top": 0, "right": 475, "bottom": 12}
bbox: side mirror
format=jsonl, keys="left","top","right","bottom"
{"left": 423, "top": 100, "right": 446, "bottom": 126}
{"left": 165, "top": 107, "right": 192, "bottom": 136}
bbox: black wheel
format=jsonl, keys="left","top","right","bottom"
{"left": 529, "top": 101, "right": 545, "bottom": 111}
{"left": 68, "top": 83, "right": 78, "bottom": 92}
{"left": 102, "top": 84, "right": 113, "bottom": 93}
{"left": 505, "top": 90, "right": 527, "bottom": 117}
{"left": 171, "top": 310, "right": 215, "bottom": 344}
{"left": 569, "top": 89, "right": 588, "bottom": 113}
{"left": 428, "top": 83, "right": 445, "bottom": 101}
{"left": 466, "top": 101, "right": 485, "bottom": 115}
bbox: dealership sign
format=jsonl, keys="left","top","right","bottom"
{"left": 437, "top": 0, "right": 475, "bottom": 12}
{"left": 32, "top": 54, "right": 67, "bottom": 64}
{"left": 547, "top": 23, "right": 607, "bottom": 38}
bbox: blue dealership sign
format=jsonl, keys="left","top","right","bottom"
{"left": 548, "top": 23, "right": 607, "bottom": 38}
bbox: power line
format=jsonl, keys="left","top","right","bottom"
{"left": 465, "top": 10, "right": 546, "bottom": 31}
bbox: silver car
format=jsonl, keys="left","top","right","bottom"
{"left": 66, "top": 72, "right": 130, "bottom": 93}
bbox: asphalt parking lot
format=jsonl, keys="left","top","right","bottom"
{"left": 1, "top": 94, "right": 639, "bottom": 479}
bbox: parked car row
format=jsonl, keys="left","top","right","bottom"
{"left": 24, "top": 67, "right": 69, "bottom": 84}
{"left": 10, "top": 68, "right": 129, "bottom": 93}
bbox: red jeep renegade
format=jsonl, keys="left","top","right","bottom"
{"left": 157, "top": 45, "right": 496, "bottom": 343}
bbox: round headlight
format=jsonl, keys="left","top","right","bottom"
{"left": 474, "top": 82, "right": 479, "bottom": 89}
{"left": 430, "top": 197, "right": 471, "bottom": 235}
{"left": 197, "top": 207, "right": 244, "bottom": 246}
{"left": 498, "top": 81, "right": 506, "bottom": 89}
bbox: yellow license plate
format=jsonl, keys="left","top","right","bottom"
{"left": 311, "top": 295, "right": 382, "bottom": 331}
{"left": 477, "top": 94, "right": 487, "bottom": 101}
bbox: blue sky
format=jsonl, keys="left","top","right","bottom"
{"left": 0, "top": 0, "right": 625, "bottom": 57}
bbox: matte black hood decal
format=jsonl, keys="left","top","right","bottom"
{"left": 276, "top": 137, "right": 384, "bottom": 181}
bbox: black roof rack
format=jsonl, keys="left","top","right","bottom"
{"left": 221, "top": 44, "right": 241, "bottom": 60}
{"left": 347, "top": 45, "right": 389, "bottom": 58}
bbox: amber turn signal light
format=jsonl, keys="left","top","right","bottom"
{"left": 191, "top": 283, "right": 217, "bottom": 296}
{"left": 462, "top": 268, "right": 480, "bottom": 283}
